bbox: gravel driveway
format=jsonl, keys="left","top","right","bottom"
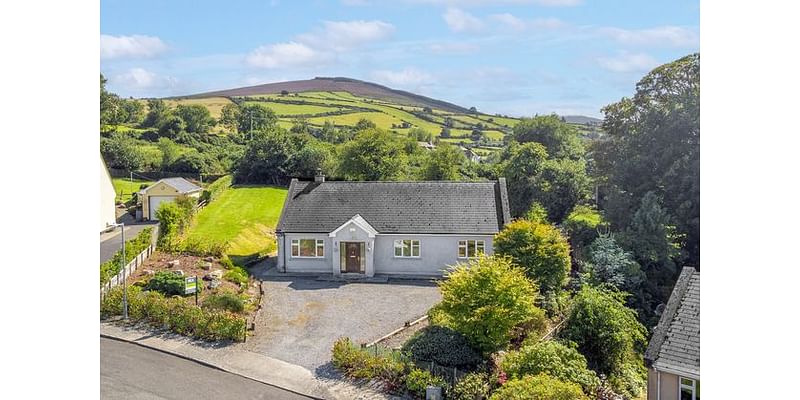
{"left": 244, "top": 274, "right": 441, "bottom": 373}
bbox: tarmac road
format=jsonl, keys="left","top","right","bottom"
{"left": 100, "top": 337, "right": 313, "bottom": 400}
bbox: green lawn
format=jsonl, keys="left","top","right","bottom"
{"left": 112, "top": 178, "right": 152, "bottom": 203}
{"left": 184, "top": 186, "right": 288, "bottom": 260}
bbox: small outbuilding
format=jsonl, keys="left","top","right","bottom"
{"left": 138, "top": 177, "right": 202, "bottom": 221}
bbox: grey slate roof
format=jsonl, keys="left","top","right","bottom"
{"left": 276, "top": 179, "right": 511, "bottom": 234}
{"left": 645, "top": 267, "right": 700, "bottom": 378}
{"left": 152, "top": 177, "right": 202, "bottom": 194}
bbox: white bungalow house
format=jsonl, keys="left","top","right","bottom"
{"left": 275, "top": 174, "right": 511, "bottom": 277}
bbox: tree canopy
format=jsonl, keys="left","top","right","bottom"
{"left": 337, "top": 128, "right": 408, "bottom": 181}
{"left": 430, "top": 255, "right": 545, "bottom": 354}
{"left": 494, "top": 219, "right": 572, "bottom": 296}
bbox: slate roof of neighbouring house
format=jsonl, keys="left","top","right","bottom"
{"left": 645, "top": 266, "right": 700, "bottom": 378}
{"left": 143, "top": 177, "right": 202, "bottom": 194}
{"left": 276, "top": 179, "right": 511, "bottom": 234}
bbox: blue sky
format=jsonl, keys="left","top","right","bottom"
{"left": 100, "top": 0, "right": 699, "bottom": 117}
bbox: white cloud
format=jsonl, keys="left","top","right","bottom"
{"left": 443, "top": 8, "right": 485, "bottom": 33}
{"left": 246, "top": 42, "right": 330, "bottom": 69}
{"left": 112, "top": 67, "right": 178, "bottom": 90}
{"left": 599, "top": 26, "right": 699, "bottom": 47}
{"left": 489, "top": 13, "right": 527, "bottom": 31}
{"left": 302, "top": 20, "right": 395, "bottom": 51}
{"left": 427, "top": 42, "right": 480, "bottom": 54}
{"left": 100, "top": 34, "right": 167, "bottom": 60}
{"left": 597, "top": 52, "right": 659, "bottom": 73}
{"left": 370, "top": 68, "right": 434, "bottom": 87}
{"left": 247, "top": 20, "right": 394, "bottom": 69}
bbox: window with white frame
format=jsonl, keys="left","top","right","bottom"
{"left": 680, "top": 377, "right": 699, "bottom": 400}
{"left": 458, "top": 240, "right": 485, "bottom": 258}
{"left": 394, "top": 239, "right": 420, "bottom": 257}
{"left": 291, "top": 239, "right": 324, "bottom": 258}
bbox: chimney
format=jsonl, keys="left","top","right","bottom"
{"left": 314, "top": 168, "right": 325, "bottom": 183}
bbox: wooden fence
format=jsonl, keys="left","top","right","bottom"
{"left": 100, "top": 244, "right": 154, "bottom": 301}
{"left": 108, "top": 168, "right": 225, "bottom": 183}
{"left": 100, "top": 227, "right": 158, "bottom": 302}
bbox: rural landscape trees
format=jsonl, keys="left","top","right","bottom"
{"left": 100, "top": 52, "right": 699, "bottom": 400}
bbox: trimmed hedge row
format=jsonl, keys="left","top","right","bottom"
{"left": 100, "top": 227, "right": 153, "bottom": 285}
{"left": 101, "top": 285, "right": 246, "bottom": 342}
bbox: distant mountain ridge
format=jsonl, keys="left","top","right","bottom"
{"left": 184, "top": 77, "right": 472, "bottom": 114}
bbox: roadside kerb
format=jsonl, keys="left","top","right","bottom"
{"left": 100, "top": 322, "right": 330, "bottom": 399}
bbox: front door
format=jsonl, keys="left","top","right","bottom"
{"left": 345, "top": 242, "right": 361, "bottom": 273}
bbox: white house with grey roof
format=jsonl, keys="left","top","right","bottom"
{"left": 275, "top": 176, "right": 511, "bottom": 277}
{"left": 645, "top": 267, "right": 700, "bottom": 400}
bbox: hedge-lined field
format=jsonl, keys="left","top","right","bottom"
{"left": 183, "top": 185, "right": 288, "bottom": 259}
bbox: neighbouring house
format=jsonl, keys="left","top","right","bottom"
{"left": 275, "top": 174, "right": 511, "bottom": 277}
{"left": 100, "top": 154, "right": 117, "bottom": 232}
{"left": 645, "top": 267, "right": 700, "bottom": 400}
{"left": 138, "top": 177, "right": 202, "bottom": 221}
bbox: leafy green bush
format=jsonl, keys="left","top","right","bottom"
{"left": 559, "top": 286, "right": 647, "bottom": 399}
{"left": 331, "top": 337, "right": 410, "bottom": 388}
{"left": 100, "top": 227, "right": 153, "bottom": 285}
{"left": 101, "top": 285, "right": 245, "bottom": 341}
{"left": 490, "top": 374, "right": 588, "bottom": 400}
{"left": 223, "top": 266, "right": 249, "bottom": 286}
{"left": 450, "top": 372, "right": 495, "bottom": 400}
{"left": 181, "top": 237, "right": 229, "bottom": 257}
{"left": 563, "top": 205, "right": 606, "bottom": 249}
{"left": 146, "top": 271, "right": 187, "bottom": 296}
{"left": 493, "top": 219, "right": 571, "bottom": 296}
{"left": 500, "top": 341, "right": 599, "bottom": 394}
{"left": 219, "top": 256, "right": 235, "bottom": 270}
{"left": 203, "top": 291, "right": 245, "bottom": 313}
{"left": 524, "top": 202, "right": 549, "bottom": 223}
{"left": 201, "top": 175, "right": 232, "bottom": 203}
{"left": 431, "top": 255, "right": 544, "bottom": 354}
{"left": 405, "top": 368, "right": 447, "bottom": 398}
{"left": 402, "top": 325, "right": 483, "bottom": 369}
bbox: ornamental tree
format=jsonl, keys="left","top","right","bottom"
{"left": 494, "top": 219, "right": 571, "bottom": 295}
{"left": 430, "top": 255, "right": 544, "bottom": 354}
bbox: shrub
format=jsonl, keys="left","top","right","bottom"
{"left": 490, "top": 374, "right": 588, "bottom": 400}
{"left": 101, "top": 286, "right": 245, "bottom": 341}
{"left": 432, "top": 255, "right": 544, "bottom": 354}
{"left": 559, "top": 286, "right": 647, "bottom": 398}
{"left": 500, "top": 341, "right": 599, "bottom": 394}
{"left": 203, "top": 291, "right": 245, "bottom": 313}
{"left": 181, "top": 237, "right": 229, "bottom": 257}
{"left": 219, "top": 256, "right": 235, "bottom": 270}
{"left": 146, "top": 271, "right": 187, "bottom": 296}
{"left": 331, "top": 337, "right": 410, "bottom": 387}
{"left": 450, "top": 372, "right": 495, "bottom": 400}
{"left": 583, "top": 235, "right": 643, "bottom": 293}
{"left": 100, "top": 227, "right": 153, "bottom": 285}
{"left": 494, "top": 219, "right": 571, "bottom": 296}
{"left": 224, "top": 266, "right": 249, "bottom": 286}
{"left": 405, "top": 368, "right": 447, "bottom": 398}
{"left": 402, "top": 325, "right": 483, "bottom": 369}
{"left": 563, "top": 205, "right": 606, "bottom": 250}
{"left": 524, "top": 202, "right": 549, "bottom": 223}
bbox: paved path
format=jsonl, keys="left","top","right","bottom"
{"left": 101, "top": 337, "right": 312, "bottom": 400}
{"left": 100, "top": 223, "right": 156, "bottom": 264}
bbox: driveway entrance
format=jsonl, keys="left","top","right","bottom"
{"left": 245, "top": 269, "right": 441, "bottom": 373}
